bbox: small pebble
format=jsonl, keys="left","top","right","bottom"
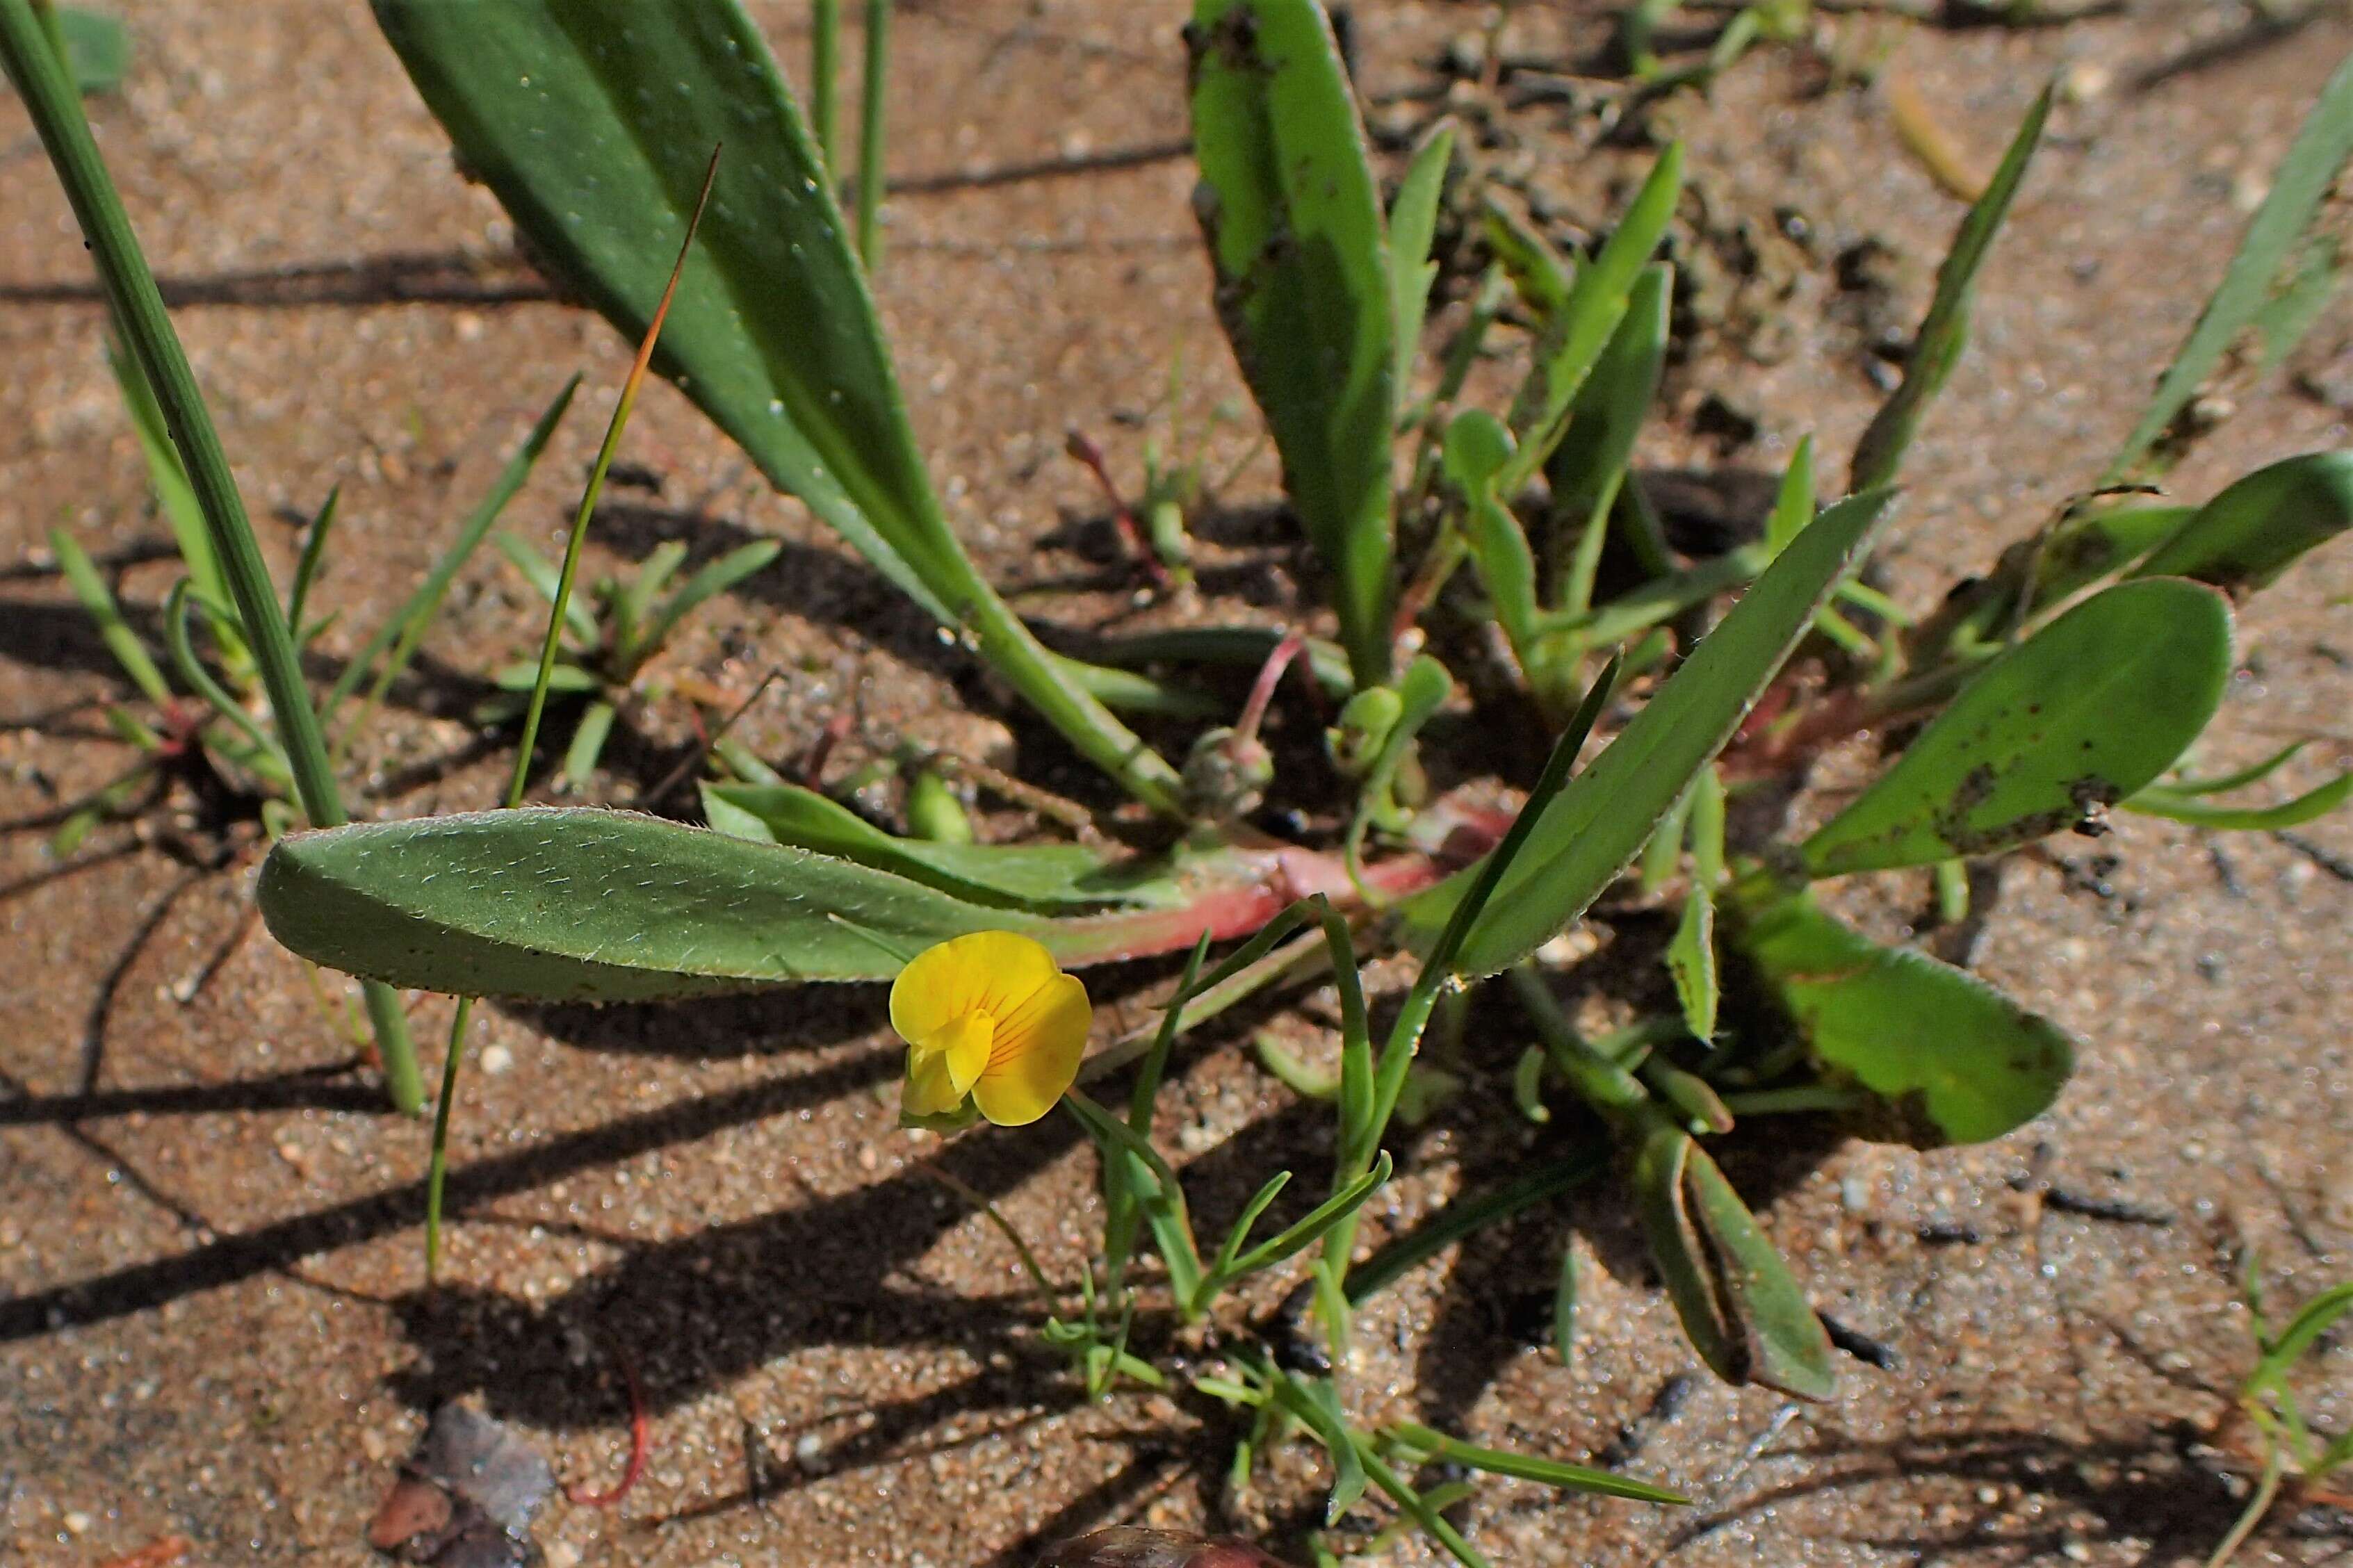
{"left": 62, "top": 1512, "right": 92, "bottom": 1535}
{"left": 479, "top": 1043, "right": 514, "bottom": 1076}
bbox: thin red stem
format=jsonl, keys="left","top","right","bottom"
{"left": 1234, "top": 631, "right": 1304, "bottom": 746}
{"left": 564, "top": 1342, "right": 651, "bottom": 1508}
{"left": 1066, "top": 429, "right": 1169, "bottom": 591}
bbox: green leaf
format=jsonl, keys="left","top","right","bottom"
{"left": 258, "top": 809, "right": 1052, "bottom": 999}
{"left": 1502, "top": 143, "right": 1683, "bottom": 492}
{"left": 1546, "top": 262, "right": 1672, "bottom": 611}
{"left": 1277, "top": 1373, "right": 1370, "bottom": 1524}
{"left": 373, "top": 0, "right": 1179, "bottom": 811}
{"left": 325, "top": 378, "right": 578, "bottom": 724}
{"left": 1762, "top": 436, "right": 1815, "bottom": 559}
{"left": 1188, "top": 0, "right": 1397, "bottom": 687}
{"left": 1385, "top": 1421, "right": 1686, "bottom": 1505}
{"left": 2124, "top": 769, "right": 2353, "bottom": 831}
{"left": 1444, "top": 409, "right": 1538, "bottom": 651}
{"left": 1850, "top": 83, "right": 2052, "bottom": 493}
{"left": 49, "top": 527, "right": 170, "bottom": 705}
{"left": 557, "top": 697, "right": 617, "bottom": 791}
{"left": 1451, "top": 488, "right": 1894, "bottom": 977}
{"left": 1666, "top": 883, "right": 1717, "bottom": 1041}
{"left": 1800, "top": 578, "right": 2233, "bottom": 876}
{"left": 632, "top": 537, "right": 782, "bottom": 669}
{"left": 106, "top": 341, "right": 234, "bottom": 651}
{"left": 55, "top": 6, "right": 129, "bottom": 93}
{"left": 494, "top": 533, "right": 599, "bottom": 645}
{"left": 1634, "top": 1122, "right": 1837, "bottom": 1399}
{"left": 1480, "top": 194, "right": 1571, "bottom": 318}
{"left": 1388, "top": 117, "right": 1456, "bottom": 401}
{"left": 699, "top": 780, "right": 1175, "bottom": 913}
{"left": 2108, "top": 53, "right": 2353, "bottom": 482}
{"left": 2132, "top": 450, "right": 2353, "bottom": 595}
{"left": 1727, "top": 881, "right": 2074, "bottom": 1145}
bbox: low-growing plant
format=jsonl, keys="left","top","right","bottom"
{"left": 481, "top": 527, "right": 780, "bottom": 792}
{"left": 14, "top": 0, "right": 2353, "bottom": 1558}
{"left": 2206, "top": 1266, "right": 2353, "bottom": 1567}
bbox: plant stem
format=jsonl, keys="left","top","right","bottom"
{"left": 856, "top": 0, "right": 889, "bottom": 270}
{"left": 811, "top": 0, "right": 841, "bottom": 169}
{"left": 0, "top": 0, "right": 424, "bottom": 1112}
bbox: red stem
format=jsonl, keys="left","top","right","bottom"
{"left": 564, "top": 1343, "right": 651, "bottom": 1508}
{"left": 1233, "top": 631, "right": 1304, "bottom": 746}
{"left": 1065, "top": 429, "right": 1170, "bottom": 591}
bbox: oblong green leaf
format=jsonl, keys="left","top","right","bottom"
{"left": 2133, "top": 450, "right": 2353, "bottom": 594}
{"left": 699, "top": 780, "right": 1178, "bottom": 913}
{"left": 1189, "top": 0, "right": 1397, "bottom": 686}
{"left": 1801, "top": 578, "right": 2233, "bottom": 876}
{"left": 1451, "top": 488, "right": 1894, "bottom": 977}
{"left": 1728, "top": 882, "right": 2075, "bottom": 1146}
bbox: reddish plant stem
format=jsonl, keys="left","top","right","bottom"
{"left": 1065, "top": 429, "right": 1170, "bottom": 591}
{"left": 1233, "top": 630, "right": 1304, "bottom": 746}
{"left": 95, "top": 1540, "right": 189, "bottom": 1568}
{"left": 564, "top": 1342, "right": 651, "bottom": 1508}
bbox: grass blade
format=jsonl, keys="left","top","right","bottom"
{"left": 1850, "top": 83, "right": 2053, "bottom": 493}
{"left": 1, "top": 0, "right": 423, "bottom": 1113}
{"left": 286, "top": 486, "right": 340, "bottom": 637}
{"left": 856, "top": 0, "right": 889, "bottom": 270}
{"left": 2108, "top": 53, "right": 2353, "bottom": 482}
{"left": 49, "top": 528, "right": 171, "bottom": 705}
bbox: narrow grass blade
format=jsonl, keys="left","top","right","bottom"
{"left": 1454, "top": 490, "right": 1893, "bottom": 977}
{"left": 856, "top": 0, "right": 889, "bottom": 270}
{"left": 2108, "top": 54, "right": 2353, "bottom": 482}
{"left": 49, "top": 528, "right": 170, "bottom": 705}
{"left": 1389, "top": 117, "right": 1456, "bottom": 400}
{"left": 1346, "top": 1152, "right": 1603, "bottom": 1302}
{"left": 1501, "top": 143, "right": 1683, "bottom": 492}
{"left": 1547, "top": 262, "right": 1671, "bottom": 612}
{"left": 427, "top": 145, "right": 721, "bottom": 1281}
{"left": 1, "top": 1, "right": 423, "bottom": 1113}
{"left": 286, "top": 487, "right": 340, "bottom": 637}
{"left": 635, "top": 538, "right": 783, "bottom": 666}
{"left": 1850, "top": 83, "right": 2053, "bottom": 493}
{"left": 1387, "top": 1421, "right": 1686, "bottom": 1505}
{"left": 2124, "top": 770, "right": 2353, "bottom": 831}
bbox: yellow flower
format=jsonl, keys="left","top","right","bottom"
{"left": 890, "top": 931, "right": 1091, "bottom": 1127}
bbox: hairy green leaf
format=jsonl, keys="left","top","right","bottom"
{"left": 1188, "top": 0, "right": 1397, "bottom": 686}
{"left": 1801, "top": 578, "right": 2233, "bottom": 876}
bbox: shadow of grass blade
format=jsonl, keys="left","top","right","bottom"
{"left": 371, "top": 0, "right": 1179, "bottom": 811}
{"left": 1188, "top": 0, "right": 1397, "bottom": 688}
{"left": 1451, "top": 488, "right": 1894, "bottom": 978}
{"left": 0, "top": 0, "right": 425, "bottom": 1113}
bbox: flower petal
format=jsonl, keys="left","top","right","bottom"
{"left": 973, "top": 972, "right": 1091, "bottom": 1127}
{"left": 903, "top": 1046, "right": 966, "bottom": 1118}
{"left": 933, "top": 1009, "right": 995, "bottom": 1099}
{"left": 889, "top": 931, "right": 1061, "bottom": 1049}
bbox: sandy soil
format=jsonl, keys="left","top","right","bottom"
{"left": 3, "top": 1, "right": 2351, "bottom": 1564}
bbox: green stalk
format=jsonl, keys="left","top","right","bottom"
{"left": 811, "top": 0, "right": 841, "bottom": 170}
{"left": 0, "top": 0, "right": 423, "bottom": 1113}
{"left": 856, "top": 0, "right": 889, "bottom": 270}
{"left": 425, "top": 149, "right": 722, "bottom": 1284}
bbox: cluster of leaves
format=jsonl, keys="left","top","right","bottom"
{"left": 12, "top": 0, "right": 2353, "bottom": 1560}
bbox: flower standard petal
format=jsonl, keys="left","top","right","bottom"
{"left": 972, "top": 972, "right": 1091, "bottom": 1127}
{"left": 889, "top": 930, "right": 1062, "bottom": 1047}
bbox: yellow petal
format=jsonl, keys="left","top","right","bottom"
{"left": 889, "top": 931, "right": 1062, "bottom": 1049}
{"left": 972, "top": 972, "right": 1091, "bottom": 1127}
{"left": 902, "top": 1046, "right": 966, "bottom": 1118}
{"left": 931, "top": 1009, "right": 995, "bottom": 1099}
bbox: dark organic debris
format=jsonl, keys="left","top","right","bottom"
{"left": 368, "top": 1403, "right": 555, "bottom": 1567}
{"left": 1818, "top": 1311, "right": 1903, "bottom": 1371}
{"left": 1038, "top": 1528, "right": 1297, "bottom": 1568}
